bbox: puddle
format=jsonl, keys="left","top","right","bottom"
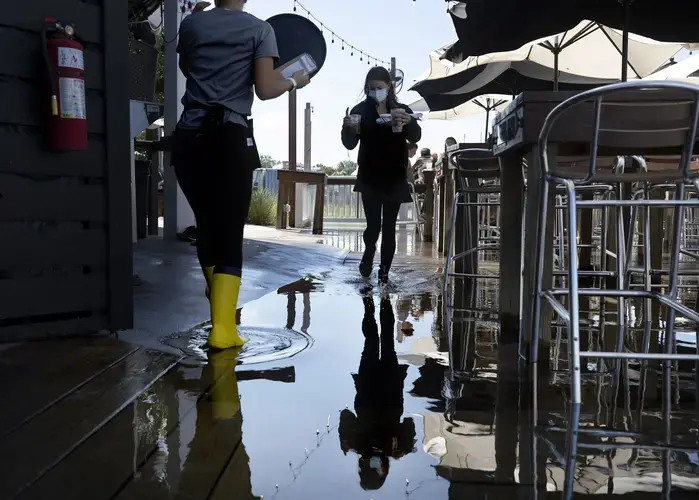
{"left": 141, "top": 265, "right": 699, "bottom": 499}
{"left": 164, "top": 324, "right": 313, "bottom": 366}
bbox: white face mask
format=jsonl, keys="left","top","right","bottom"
{"left": 369, "top": 88, "right": 388, "bottom": 103}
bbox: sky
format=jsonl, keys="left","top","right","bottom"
{"left": 241, "top": 0, "right": 487, "bottom": 167}
{"left": 159, "top": 1, "right": 696, "bottom": 168}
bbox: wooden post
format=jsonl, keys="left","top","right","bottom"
{"left": 276, "top": 179, "right": 288, "bottom": 230}
{"left": 288, "top": 90, "right": 297, "bottom": 226}
{"left": 423, "top": 169, "right": 435, "bottom": 242}
{"left": 313, "top": 181, "right": 325, "bottom": 235}
{"left": 443, "top": 168, "right": 455, "bottom": 253}
{"left": 289, "top": 90, "right": 297, "bottom": 171}
{"left": 304, "top": 103, "right": 312, "bottom": 171}
{"left": 437, "top": 159, "right": 448, "bottom": 252}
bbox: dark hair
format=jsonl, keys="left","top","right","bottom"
{"left": 364, "top": 66, "right": 399, "bottom": 108}
{"left": 407, "top": 142, "right": 418, "bottom": 151}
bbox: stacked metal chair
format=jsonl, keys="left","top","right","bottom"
{"left": 529, "top": 81, "right": 699, "bottom": 499}
{"left": 442, "top": 148, "right": 502, "bottom": 284}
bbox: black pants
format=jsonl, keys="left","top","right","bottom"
{"left": 362, "top": 193, "right": 401, "bottom": 270}
{"left": 172, "top": 122, "right": 260, "bottom": 277}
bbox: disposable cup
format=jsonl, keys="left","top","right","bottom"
{"left": 349, "top": 114, "right": 362, "bottom": 134}
{"left": 391, "top": 109, "right": 403, "bottom": 134}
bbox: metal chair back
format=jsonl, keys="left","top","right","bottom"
{"left": 538, "top": 80, "right": 699, "bottom": 185}
{"left": 449, "top": 148, "right": 501, "bottom": 193}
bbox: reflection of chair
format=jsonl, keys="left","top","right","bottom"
{"left": 529, "top": 81, "right": 699, "bottom": 499}
{"left": 442, "top": 149, "right": 502, "bottom": 381}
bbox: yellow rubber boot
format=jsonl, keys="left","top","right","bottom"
{"left": 209, "top": 348, "right": 242, "bottom": 420}
{"left": 203, "top": 266, "right": 214, "bottom": 300}
{"left": 208, "top": 273, "right": 247, "bottom": 349}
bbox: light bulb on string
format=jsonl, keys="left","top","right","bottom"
{"left": 286, "top": 3, "right": 388, "bottom": 71}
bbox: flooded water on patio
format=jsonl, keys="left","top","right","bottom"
{"left": 150, "top": 260, "right": 699, "bottom": 499}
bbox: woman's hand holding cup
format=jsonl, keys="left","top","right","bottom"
{"left": 344, "top": 108, "right": 361, "bottom": 135}
{"left": 391, "top": 108, "right": 410, "bottom": 133}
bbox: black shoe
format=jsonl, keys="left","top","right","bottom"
{"left": 378, "top": 265, "right": 389, "bottom": 284}
{"left": 359, "top": 250, "right": 375, "bottom": 278}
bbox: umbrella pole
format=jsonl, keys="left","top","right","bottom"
{"left": 553, "top": 50, "right": 560, "bottom": 91}
{"left": 484, "top": 109, "right": 490, "bottom": 140}
{"left": 621, "top": 0, "right": 630, "bottom": 82}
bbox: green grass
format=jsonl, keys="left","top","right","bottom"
{"left": 247, "top": 189, "right": 277, "bottom": 226}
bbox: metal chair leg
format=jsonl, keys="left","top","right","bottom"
{"left": 529, "top": 176, "right": 551, "bottom": 365}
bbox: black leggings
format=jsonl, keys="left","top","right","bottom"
{"left": 362, "top": 193, "right": 401, "bottom": 270}
{"left": 172, "top": 123, "right": 259, "bottom": 277}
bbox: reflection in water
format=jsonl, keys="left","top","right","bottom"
{"left": 177, "top": 349, "right": 260, "bottom": 499}
{"left": 339, "top": 296, "right": 417, "bottom": 491}
{"left": 152, "top": 267, "right": 699, "bottom": 498}
{"left": 278, "top": 278, "right": 317, "bottom": 333}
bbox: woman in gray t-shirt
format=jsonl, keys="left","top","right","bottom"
{"left": 171, "top": 0, "right": 310, "bottom": 350}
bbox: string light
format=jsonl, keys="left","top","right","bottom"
{"left": 292, "top": 0, "right": 389, "bottom": 67}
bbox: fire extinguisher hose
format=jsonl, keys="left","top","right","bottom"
{"left": 41, "top": 25, "right": 59, "bottom": 116}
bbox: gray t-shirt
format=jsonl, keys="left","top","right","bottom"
{"left": 177, "top": 8, "right": 279, "bottom": 128}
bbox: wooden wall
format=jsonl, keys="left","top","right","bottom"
{"left": 0, "top": 0, "right": 133, "bottom": 341}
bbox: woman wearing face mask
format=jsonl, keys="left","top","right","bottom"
{"left": 341, "top": 67, "right": 422, "bottom": 284}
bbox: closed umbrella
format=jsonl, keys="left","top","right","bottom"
{"left": 410, "top": 94, "right": 511, "bottom": 137}
{"left": 444, "top": 0, "right": 699, "bottom": 70}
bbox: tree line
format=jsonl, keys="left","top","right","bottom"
{"left": 260, "top": 156, "right": 358, "bottom": 176}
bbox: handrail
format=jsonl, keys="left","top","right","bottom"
{"left": 326, "top": 176, "right": 356, "bottom": 186}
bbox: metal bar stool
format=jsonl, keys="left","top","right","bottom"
{"left": 531, "top": 81, "right": 699, "bottom": 499}
{"left": 408, "top": 181, "right": 426, "bottom": 240}
{"left": 443, "top": 148, "right": 502, "bottom": 284}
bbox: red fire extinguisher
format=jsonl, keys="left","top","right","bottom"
{"left": 42, "top": 18, "right": 88, "bottom": 152}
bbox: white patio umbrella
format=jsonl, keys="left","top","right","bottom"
{"left": 531, "top": 20, "right": 696, "bottom": 89}
{"left": 410, "top": 94, "right": 512, "bottom": 137}
{"left": 643, "top": 53, "right": 699, "bottom": 84}
{"left": 416, "top": 40, "right": 460, "bottom": 82}
{"left": 411, "top": 57, "right": 616, "bottom": 113}
{"left": 422, "top": 20, "right": 692, "bottom": 92}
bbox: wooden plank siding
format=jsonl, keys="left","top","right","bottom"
{"left": 0, "top": 0, "right": 133, "bottom": 341}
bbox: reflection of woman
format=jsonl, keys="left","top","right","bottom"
{"left": 172, "top": 0, "right": 311, "bottom": 349}
{"left": 339, "top": 296, "right": 416, "bottom": 491}
{"left": 178, "top": 350, "right": 260, "bottom": 499}
{"left": 341, "top": 67, "right": 422, "bottom": 284}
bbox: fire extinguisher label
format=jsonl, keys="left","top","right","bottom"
{"left": 58, "top": 77, "right": 87, "bottom": 119}
{"left": 57, "top": 47, "right": 85, "bottom": 70}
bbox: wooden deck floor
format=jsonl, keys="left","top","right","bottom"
{"left": 0, "top": 337, "right": 255, "bottom": 499}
